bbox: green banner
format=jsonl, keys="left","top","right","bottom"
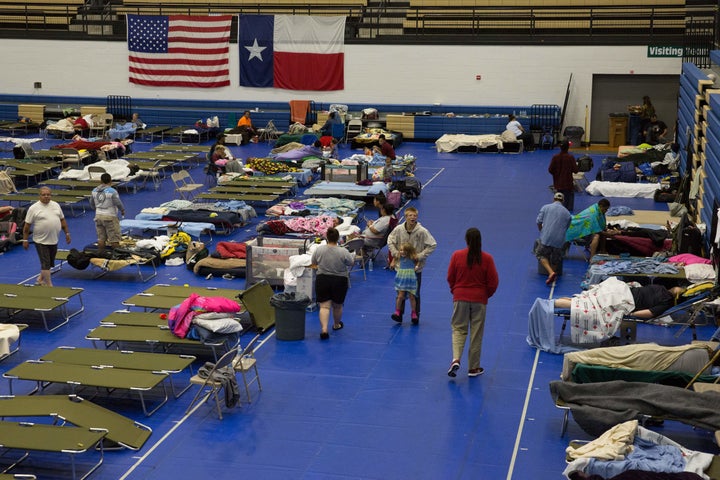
{"left": 647, "top": 46, "right": 683, "bottom": 57}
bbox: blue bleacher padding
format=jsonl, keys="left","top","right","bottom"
{"left": 710, "top": 50, "right": 720, "bottom": 67}
{"left": 683, "top": 62, "right": 711, "bottom": 93}
{"left": 680, "top": 74, "right": 699, "bottom": 102}
{"left": 709, "top": 93, "right": 720, "bottom": 113}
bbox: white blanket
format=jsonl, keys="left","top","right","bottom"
{"left": 569, "top": 277, "right": 635, "bottom": 344}
{"left": 58, "top": 159, "right": 132, "bottom": 181}
{"left": 435, "top": 134, "right": 503, "bottom": 152}
{"left": 585, "top": 180, "right": 660, "bottom": 198}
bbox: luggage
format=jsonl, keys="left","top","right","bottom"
{"left": 577, "top": 155, "right": 593, "bottom": 172}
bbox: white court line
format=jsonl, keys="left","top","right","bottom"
{"left": 506, "top": 347, "right": 540, "bottom": 480}
{"left": 120, "top": 330, "right": 276, "bottom": 479}
{"left": 506, "top": 284, "right": 555, "bottom": 479}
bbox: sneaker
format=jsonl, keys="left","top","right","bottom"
{"left": 468, "top": 368, "right": 484, "bottom": 377}
{"left": 447, "top": 360, "right": 460, "bottom": 377}
{"left": 391, "top": 313, "right": 402, "bottom": 323}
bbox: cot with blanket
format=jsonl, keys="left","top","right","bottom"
{"left": 157, "top": 209, "right": 244, "bottom": 235}
{"left": 527, "top": 278, "right": 717, "bottom": 354}
{"left": 351, "top": 130, "right": 403, "bottom": 149}
{"left": 55, "top": 248, "right": 158, "bottom": 283}
{"left": 210, "top": 184, "right": 293, "bottom": 196}
{"left": 435, "top": 133, "right": 506, "bottom": 153}
{"left": 0, "top": 394, "right": 151, "bottom": 450}
{"left": 304, "top": 181, "right": 389, "bottom": 199}
{"left": 86, "top": 319, "right": 236, "bottom": 362}
{"left": 564, "top": 421, "right": 720, "bottom": 479}
{"left": 550, "top": 379, "right": 720, "bottom": 438}
{"left": 561, "top": 342, "right": 717, "bottom": 382}
{"left": 265, "top": 197, "right": 366, "bottom": 218}
{"left": 0, "top": 421, "right": 106, "bottom": 480}
{"left": 120, "top": 219, "right": 215, "bottom": 240}
{"left": 195, "top": 191, "right": 280, "bottom": 205}
{"left": 0, "top": 285, "right": 84, "bottom": 332}
{"left": 585, "top": 180, "right": 662, "bottom": 198}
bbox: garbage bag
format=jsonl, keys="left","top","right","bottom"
{"left": 270, "top": 292, "right": 311, "bottom": 310}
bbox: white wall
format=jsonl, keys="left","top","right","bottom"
{"left": 6, "top": 39, "right": 681, "bottom": 132}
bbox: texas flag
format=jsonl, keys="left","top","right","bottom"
{"left": 239, "top": 14, "right": 345, "bottom": 91}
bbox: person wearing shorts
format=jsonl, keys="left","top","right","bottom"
{"left": 90, "top": 173, "right": 125, "bottom": 253}
{"left": 310, "top": 227, "right": 354, "bottom": 340}
{"left": 22, "top": 187, "right": 70, "bottom": 286}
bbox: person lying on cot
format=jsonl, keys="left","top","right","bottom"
{"left": 555, "top": 283, "right": 685, "bottom": 319}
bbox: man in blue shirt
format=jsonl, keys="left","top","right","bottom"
{"left": 535, "top": 192, "right": 571, "bottom": 285}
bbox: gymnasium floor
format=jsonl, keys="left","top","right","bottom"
{"left": 0, "top": 134, "right": 717, "bottom": 479}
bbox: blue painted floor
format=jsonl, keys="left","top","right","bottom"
{"left": 0, "top": 134, "right": 717, "bottom": 479}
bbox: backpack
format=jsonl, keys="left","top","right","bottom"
{"left": 67, "top": 248, "right": 91, "bottom": 270}
{"left": 185, "top": 241, "right": 209, "bottom": 271}
{"left": 540, "top": 127, "right": 554, "bottom": 150}
{"left": 392, "top": 177, "right": 422, "bottom": 199}
{"left": 577, "top": 155, "right": 593, "bottom": 172}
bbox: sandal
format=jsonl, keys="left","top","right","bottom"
{"left": 332, "top": 321, "right": 344, "bottom": 331}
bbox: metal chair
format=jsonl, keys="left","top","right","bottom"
{"left": 185, "top": 345, "right": 240, "bottom": 420}
{"left": 345, "top": 119, "right": 363, "bottom": 144}
{"left": 171, "top": 170, "right": 203, "bottom": 200}
{"left": 257, "top": 120, "right": 283, "bottom": 143}
{"left": 232, "top": 333, "right": 262, "bottom": 403}
{"left": 344, "top": 237, "right": 366, "bottom": 282}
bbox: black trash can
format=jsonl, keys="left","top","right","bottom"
{"left": 563, "top": 126, "right": 585, "bottom": 149}
{"left": 270, "top": 292, "right": 310, "bottom": 341}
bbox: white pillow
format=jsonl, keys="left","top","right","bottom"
{"left": 193, "top": 316, "right": 243, "bottom": 334}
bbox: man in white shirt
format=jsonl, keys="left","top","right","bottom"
{"left": 506, "top": 114, "right": 535, "bottom": 152}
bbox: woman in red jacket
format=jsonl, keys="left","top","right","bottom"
{"left": 446, "top": 227, "right": 499, "bottom": 378}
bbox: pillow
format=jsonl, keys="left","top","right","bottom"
{"left": 193, "top": 315, "right": 242, "bottom": 334}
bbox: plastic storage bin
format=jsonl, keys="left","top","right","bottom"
{"left": 271, "top": 292, "right": 311, "bottom": 341}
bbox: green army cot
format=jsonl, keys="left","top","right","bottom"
{"left": 152, "top": 144, "right": 209, "bottom": 153}
{"left": 0, "top": 421, "right": 106, "bottom": 480}
{"left": 0, "top": 285, "right": 84, "bottom": 332}
{"left": 121, "top": 285, "right": 245, "bottom": 311}
{"left": 40, "top": 346, "right": 195, "bottom": 398}
{"left": 0, "top": 394, "right": 151, "bottom": 450}
{"left": 0, "top": 194, "right": 86, "bottom": 216}
{"left": 134, "top": 125, "right": 171, "bottom": 143}
{"left": 85, "top": 324, "right": 233, "bottom": 362}
{"left": 4, "top": 361, "right": 171, "bottom": 417}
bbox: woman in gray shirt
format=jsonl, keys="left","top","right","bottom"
{"left": 311, "top": 227, "right": 354, "bottom": 340}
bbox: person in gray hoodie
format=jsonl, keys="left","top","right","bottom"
{"left": 90, "top": 173, "right": 125, "bottom": 252}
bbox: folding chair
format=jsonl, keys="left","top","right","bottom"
{"left": 185, "top": 345, "right": 240, "bottom": 420}
{"left": 345, "top": 119, "right": 363, "bottom": 144}
{"left": 171, "top": 170, "right": 203, "bottom": 200}
{"left": 257, "top": 120, "right": 282, "bottom": 143}
{"left": 232, "top": 333, "right": 262, "bottom": 403}
{"left": 345, "top": 237, "right": 366, "bottom": 281}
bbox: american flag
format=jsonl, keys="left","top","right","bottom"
{"left": 127, "top": 15, "right": 232, "bottom": 88}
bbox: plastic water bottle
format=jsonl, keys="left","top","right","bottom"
{"left": 368, "top": 258, "right": 374, "bottom": 271}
